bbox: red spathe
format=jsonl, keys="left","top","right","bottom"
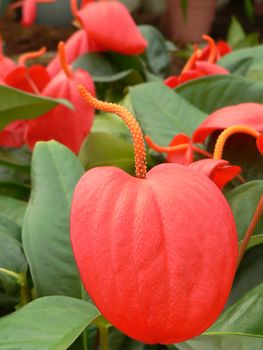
{"left": 193, "top": 103, "right": 263, "bottom": 143}
{"left": 26, "top": 69, "right": 95, "bottom": 153}
{"left": 71, "top": 163, "right": 238, "bottom": 344}
{"left": 77, "top": 1, "right": 147, "bottom": 55}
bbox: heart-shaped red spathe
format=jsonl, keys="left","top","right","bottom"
{"left": 26, "top": 69, "right": 95, "bottom": 153}
{"left": 4, "top": 65, "right": 50, "bottom": 93}
{"left": 77, "top": 0, "right": 147, "bottom": 55}
{"left": 71, "top": 163, "right": 238, "bottom": 344}
{"left": 193, "top": 103, "right": 263, "bottom": 143}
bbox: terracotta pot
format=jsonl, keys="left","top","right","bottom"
{"left": 254, "top": 0, "right": 263, "bottom": 16}
{"left": 166, "top": 0, "right": 217, "bottom": 43}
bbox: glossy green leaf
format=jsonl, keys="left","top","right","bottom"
{"left": 233, "top": 33, "right": 260, "bottom": 50}
{"left": 92, "top": 113, "right": 131, "bottom": 141}
{"left": 0, "top": 181, "right": 30, "bottom": 200}
{"left": 227, "top": 244, "right": 263, "bottom": 307}
{"left": 0, "top": 231, "right": 27, "bottom": 295}
{"left": 79, "top": 132, "right": 135, "bottom": 175}
{"left": 219, "top": 45, "right": 263, "bottom": 74}
{"left": 0, "top": 85, "right": 71, "bottom": 130}
{"left": 0, "top": 214, "right": 21, "bottom": 241}
{"left": 245, "top": 58, "right": 263, "bottom": 82}
{"left": 73, "top": 52, "right": 144, "bottom": 83}
{"left": 226, "top": 181, "right": 263, "bottom": 245}
{"left": 170, "top": 282, "right": 263, "bottom": 350}
{"left": 227, "top": 16, "right": 246, "bottom": 47}
{"left": 130, "top": 82, "right": 206, "bottom": 146}
{"left": 22, "top": 141, "right": 85, "bottom": 298}
{"left": 0, "top": 147, "right": 31, "bottom": 173}
{"left": 176, "top": 74, "right": 263, "bottom": 114}
{"left": 0, "top": 296, "right": 100, "bottom": 350}
{"left": 0, "top": 196, "right": 26, "bottom": 226}
{"left": 109, "top": 327, "right": 162, "bottom": 349}
{"left": 140, "top": 25, "right": 170, "bottom": 77}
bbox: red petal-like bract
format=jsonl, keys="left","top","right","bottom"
{"left": 189, "top": 159, "right": 241, "bottom": 189}
{"left": 71, "top": 163, "right": 238, "bottom": 344}
{"left": 26, "top": 69, "right": 95, "bottom": 153}
{"left": 193, "top": 103, "right": 263, "bottom": 143}
{"left": 195, "top": 61, "right": 229, "bottom": 75}
{"left": 198, "top": 41, "right": 232, "bottom": 61}
{"left": 166, "top": 134, "right": 193, "bottom": 164}
{"left": 77, "top": 1, "right": 147, "bottom": 55}
{"left": 0, "top": 56, "right": 16, "bottom": 80}
{"left": 21, "top": 0, "right": 37, "bottom": 27}
{"left": 5, "top": 65, "right": 50, "bottom": 93}
{"left": 47, "top": 30, "right": 103, "bottom": 77}
{"left": 0, "top": 120, "right": 28, "bottom": 148}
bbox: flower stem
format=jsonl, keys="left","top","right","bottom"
{"left": 0, "top": 268, "right": 31, "bottom": 307}
{"left": 237, "top": 195, "right": 263, "bottom": 267}
{"left": 98, "top": 325, "right": 110, "bottom": 350}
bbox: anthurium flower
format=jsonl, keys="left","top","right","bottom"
{"left": 145, "top": 133, "right": 244, "bottom": 189}
{"left": 0, "top": 47, "right": 50, "bottom": 148}
{"left": 189, "top": 159, "right": 241, "bottom": 190}
{"left": 198, "top": 40, "right": 232, "bottom": 62}
{"left": 71, "top": 86, "right": 238, "bottom": 344}
{"left": 164, "top": 35, "right": 229, "bottom": 89}
{"left": 145, "top": 134, "right": 211, "bottom": 165}
{"left": 193, "top": 103, "right": 263, "bottom": 144}
{"left": 76, "top": 0, "right": 147, "bottom": 55}
{"left": 11, "top": 0, "right": 55, "bottom": 27}
{"left": 26, "top": 42, "right": 95, "bottom": 154}
{"left": 0, "top": 36, "right": 16, "bottom": 80}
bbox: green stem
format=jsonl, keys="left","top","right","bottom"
{"left": 99, "top": 325, "right": 110, "bottom": 350}
{"left": 0, "top": 268, "right": 31, "bottom": 307}
{"left": 237, "top": 195, "right": 263, "bottom": 267}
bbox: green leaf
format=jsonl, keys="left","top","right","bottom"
{"left": 233, "top": 33, "right": 260, "bottom": 50}
{"left": 130, "top": 82, "right": 206, "bottom": 146}
{"left": 139, "top": 25, "right": 170, "bottom": 78}
{"left": 0, "top": 231, "right": 27, "bottom": 295}
{"left": 0, "top": 296, "right": 100, "bottom": 350}
{"left": 0, "top": 214, "right": 21, "bottom": 241}
{"left": 0, "top": 195, "right": 26, "bottom": 226}
{"left": 243, "top": 0, "right": 254, "bottom": 20}
{"left": 227, "top": 244, "right": 263, "bottom": 307}
{"left": 180, "top": 0, "right": 188, "bottom": 19}
{"left": 245, "top": 58, "right": 263, "bottom": 82}
{"left": 176, "top": 74, "right": 263, "bottom": 114}
{"left": 92, "top": 113, "right": 131, "bottom": 142}
{"left": 226, "top": 181, "right": 263, "bottom": 245}
{"left": 218, "top": 45, "right": 263, "bottom": 74}
{"left": 0, "top": 85, "right": 72, "bottom": 130}
{"left": 109, "top": 327, "right": 161, "bottom": 349}
{"left": 171, "top": 282, "right": 263, "bottom": 350}
{"left": 79, "top": 132, "right": 135, "bottom": 175}
{"left": 227, "top": 16, "right": 246, "bottom": 47}
{"left": 73, "top": 52, "right": 144, "bottom": 83}
{"left": 22, "top": 141, "right": 85, "bottom": 298}
{"left": 0, "top": 147, "right": 31, "bottom": 173}
{"left": 0, "top": 181, "right": 30, "bottom": 200}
